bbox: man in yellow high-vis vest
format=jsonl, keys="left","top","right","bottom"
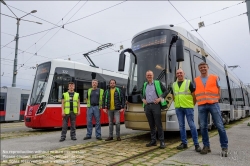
{"left": 84, "top": 79, "right": 104, "bottom": 140}
{"left": 172, "top": 69, "right": 201, "bottom": 152}
{"left": 60, "top": 82, "right": 80, "bottom": 142}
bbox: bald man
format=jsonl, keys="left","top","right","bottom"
{"left": 172, "top": 69, "right": 201, "bottom": 152}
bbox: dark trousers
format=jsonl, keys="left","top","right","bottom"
{"left": 144, "top": 104, "right": 164, "bottom": 142}
{"left": 61, "top": 112, "right": 76, "bottom": 139}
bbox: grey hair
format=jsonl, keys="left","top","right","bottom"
{"left": 92, "top": 79, "right": 98, "bottom": 83}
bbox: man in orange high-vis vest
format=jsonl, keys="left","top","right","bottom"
{"left": 194, "top": 62, "right": 228, "bottom": 157}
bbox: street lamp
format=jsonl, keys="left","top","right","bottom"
{"left": 1, "top": 0, "right": 42, "bottom": 87}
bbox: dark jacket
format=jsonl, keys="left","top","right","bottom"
{"left": 103, "top": 87, "right": 125, "bottom": 110}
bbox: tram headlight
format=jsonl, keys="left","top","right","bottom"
{"left": 36, "top": 102, "right": 47, "bottom": 115}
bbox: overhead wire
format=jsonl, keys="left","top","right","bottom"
{"left": 19, "top": 1, "right": 87, "bottom": 68}
{"left": 2, "top": 75, "right": 34, "bottom": 81}
{"left": 5, "top": 1, "right": 125, "bottom": 72}
{"left": 35, "top": 0, "right": 88, "bottom": 54}
{"left": 20, "top": 1, "right": 89, "bottom": 69}
{"left": 53, "top": 1, "right": 246, "bottom": 60}
{"left": 1, "top": 32, "right": 15, "bottom": 37}
{"left": 12, "top": 36, "right": 143, "bottom": 66}
{"left": 168, "top": 0, "right": 227, "bottom": 65}
{"left": 168, "top": 0, "right": 244, "bottom": 81}
{"left": 8, "top": 1, "right": 127, "bottom": 39}
{"left": 1, "top": 39, "right": 14, "bottom": 49}
{"left": 204, "top": 12, "right": 247, "bottom": 28}
{"left": 3, "top": 1, "right": 240, "bottom": 68}
{"left": 1, "top": 0, "right": 83, "bottom": 70}
{"left": 175, "top": 1, "right": 245, "bottom": 25}
{"left": 0, "top": 45, "right": 51, "bottom": 59}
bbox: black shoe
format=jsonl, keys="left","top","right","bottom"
{"left": 117, "top": 137, "right": 121, "bottom": 141}
{"left": 200, "top": 146, "right": 211, "bottom": 154}
{"left": 71, "top": 137, "right": 77, "bottom": 141}
{"left": 96, "top": 137, "right": 102, "bottom": 140}
{"left": 221, "top": 148, "right": 228, "bottom": 157}
{"left": 83, "top": 136, "right": 91, "bottom": 140}
{"left": 146, "top": 141, "right": 157, "bottom": 147}
{"left": 59, "top": 138, "right": 65, "bottom": 142}
{"left": 195, "top": 145, "right": 201, "bottom": 152}
{"left": 159, "top": 141, "right": 166, "bottom": 149}
{"left": 177, "top": 143, "right": 188, "bottom": 150}
{"left": 105, "top": 137, "right": 113, "bottom": 141}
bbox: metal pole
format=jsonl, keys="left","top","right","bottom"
{"left": 247, "top": 0, "right": 250, "bottom": 34}
{"left": 12, "top": 18, "right": 20, "bottom": 87}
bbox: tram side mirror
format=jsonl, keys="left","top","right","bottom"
{"left": 176, "top": 38, "right": 184, "bottom": 62}
{"left": 99, "top": 81, "right": 106, "bottom": 90}
{"left": 118, "top": 50, "right": 126, "bottom": 71}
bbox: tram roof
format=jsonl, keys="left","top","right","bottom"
{"left": 131, "top": 24, "right": 245, "bottom": 85}
{"left": 132, "top": 24, "right": 224, "bottom": 66}
{"left": 49, "top": 59, "right": 127, "bottom": 79}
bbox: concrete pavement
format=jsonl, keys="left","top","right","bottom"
{"left": 1, "top": 118, "right": 249, "bottom": 166}
{"left": 156, "top": 119, "right": 250, "bottom": 166}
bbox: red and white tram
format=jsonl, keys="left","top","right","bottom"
{"left": 25, "top": 59, "right": 127, "bottom": 129}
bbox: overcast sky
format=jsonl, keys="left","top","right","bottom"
{"left": 1, "top": 1, "right": 250, "bottom": 89}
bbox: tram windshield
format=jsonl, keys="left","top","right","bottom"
{"left": 30, "top": 62, "right": 51, "bottom": 105}
{"left": 128, "top": 29, "right": 176, "bottom": 101}
{"left": 49, "top": 67, "right": 74, "bottom": 103}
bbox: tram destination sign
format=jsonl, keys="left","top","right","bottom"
{"left": 132, "top": 35, "right": 167, "bottom": 51}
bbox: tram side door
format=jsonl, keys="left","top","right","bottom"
{"left": 5, "top": 87, "right": 21, "bottom": 121}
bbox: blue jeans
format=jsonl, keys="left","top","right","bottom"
{"left": 86, "top": 106, "right": 101, "bottom": 138}
{"left": 176, "top": 108, "right": 199, "bottom": 145}
{"left": 198, "top": 103, "right": 228, "bottom": 148}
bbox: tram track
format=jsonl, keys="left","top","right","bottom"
{"left": 0, "top": 129, "right": 59, "bottom": 140}
{"left": 2, "top": 118, "right": 249, "bottom": 166}
{"left": 2, "top": 131, "right": 181, "bottom": 166}
{"left": 0, "top": 122, "right": 25, "bottom": 129}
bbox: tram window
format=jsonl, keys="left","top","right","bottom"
{"left": 0, "top": 99, "right": 5, "bottom": 111}
{"left": 21, "top": 99, "right": 28, "bottom": 110}
{"left": 83, "top": 82, "right": 92, "bottom": 103}
{"left": 75, "top": 81, "right": 91, "bottom": 103}
{"left": 49, "top": 74, "right": 73, "bottom": 103}
{"left": 235, "top": 85, "right": 244, "bottom": 106}
{"left": 230, "top": 80, "right": 237, "bottom": 107}
{"left": 217, "top": 69, "right": 229, "bottom": 104}
{"left": 193, "top": 55, "right": 204, "bottom": 77}
{"left": 243, "top": 89, "right": 249, "bottom": 106}
{"left": 180, "top": 50, "right": 193, "bottom": 80}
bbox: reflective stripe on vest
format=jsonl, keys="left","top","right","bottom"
{"left": 173, "top": 79, "right": 194, "bottom": 108}
{"left": 63, "top": 92, "right": 79, "bottom": 114}
{"left": 194, "top": 74, "right": 219, "bottom": 105}
{"left": 87, "top": 88, "right": 104, "bottom": 108}
{"left": 142, "top": 80, "right": 167, "bottom": 108}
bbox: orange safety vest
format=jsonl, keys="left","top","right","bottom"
{"left": 194, "top": 74, "right": 220, "bottom": 105}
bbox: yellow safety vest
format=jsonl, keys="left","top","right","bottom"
{"left": 87, "top": 88, "right": 104, "bottom": 108}
{"left": 173, "top": 79, "right": 194, "bottom": 108}
{"left": 63, "top": 92, "right": 79, "bottom": 114}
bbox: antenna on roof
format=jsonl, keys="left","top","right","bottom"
{"left": 228, "top": 65, "right": 240, "bottom": 71}
{"left": 83, "top": 43, "right": 113, "bottom": 68}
